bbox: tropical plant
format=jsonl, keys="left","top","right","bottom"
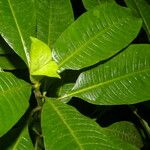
{"left": 0, "top": 0, "right": 150, "bottom": 149}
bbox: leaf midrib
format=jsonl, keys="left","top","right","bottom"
{"left": 58, "top": 18, "right": 129, "bottom": 68}
{"left": 7, "top": 0, "right": 29, "bottom": 64}
{"left": 48, "top": 101, "right": 84, "bottom": 150}
{"left": 60, "top": 68, "right": 150, "bottom": 99}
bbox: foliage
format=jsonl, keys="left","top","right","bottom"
{"left": 0, "top": 0, "right": 150, "bottom": 149}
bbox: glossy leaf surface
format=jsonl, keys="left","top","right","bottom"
{"left": 0, "top": 0, "right": 36, "bottom": 65}
{"left": 125, "top": 0, "right": 150, "bottom": 41}
{"left": 30, "top": 37, "right": 60, "bottom": 79}
{"left": 60, "top": 44, "right": 150, "bottom": 105}
{"left": 53, "top": 3, "right": 142, "bottom": 71}
{"left": 42, "top": 99, "right": 138, "bottom": 150}
{"left": 37, "top": 0, "right": 74, "bottom": 47}
{"left": 0, "top": 72, "right": 31, "bottom": 137}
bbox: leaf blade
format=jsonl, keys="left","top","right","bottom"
{"left": 42, "top": 99, "right": 139, "bottom": 150}
{"left": 125, "top": 0, "right": 150, "bottom": 41}
{"left": 0, "top": 72, "right": 31, "bottom": 137}
{"left": 53, "top": 3, "right": 142, "bottom": 71}
{"left": 30, "top": 37, "right": 60, "bottom": 80}
{"left": 0, "top": 0, "right": 36, "bottom": 64}
{"left": 60, "top": 44, "right": 150, "bottom": 105}
{"left": 36, "top": 0, "right": 74, "bottom": 47}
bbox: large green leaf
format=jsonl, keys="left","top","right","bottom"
{"left": 42, "top": 99, "right": 139, "bottom": 150}
{"left": 59, "top": 44, "right": 150, "bottom": 105}
{"left": 36, "top": 0, "right": 74, "bottom": 47}
{"left": 82, "top": 0, "right": 114, "bottom": 10}
{"left": 53, "top": 3, "right": 142, "bottom": 71}
{"left": 0, "top": 72, "right": 31, "bottom": 137}
{"left": 125, "top": 0, "right": 150, "bottom": 41}
{"left": 0, "top": 126, "right": 34, "bottom": 150}
{"left": 105, "top": 121, "right": 143, "bottom": 148}
{"left": 0, "top": 0, "right": 36, "bottom": 65}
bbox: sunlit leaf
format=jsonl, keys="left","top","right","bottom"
{"left": 59, "top": 44, "right": 150, "bottom": 105}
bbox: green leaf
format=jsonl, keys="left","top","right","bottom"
{"left": 0, "top": 126, "right": 34, "bottom": 150}
{"left": 105, "top": 121, "right": 143, "bottom": 148}
{"left": 8, "top": 127, "right": 33, "bottom": 150}
{"left": 59, "top": 44, "right": 150, "bottom": 105}
{"left": 125, "top": 0, "right": 150, "bottom": 41}
{"left": 0, "top": 0, "right": 36, "bottom": 65}
{"left": 58, "top": 83, "right": 75, "bottom": 103}
{"left": 36, "top": 0, "right": 74, "bottom": 47}
{"left": 82, "top": 0, "right": 114, "bottom": 10}
{"left": 53, "top": 3, "right": 142, "bottom": 71}
{"left": 0, "top": 54, "right": 26, "bottom": 70}
{"left": 42, "top": 99, "right": 139, "bottom": 150}
{"left": 0, "top": 72, "right": 31, "bottom": 137}
{"left": 30, "top": 37, "right": 60, "bottom": 80}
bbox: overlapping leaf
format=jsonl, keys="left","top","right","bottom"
{"left": 53, "top": 3, "right": 142, "bottom": 71}
{"left": 105, "top": 121, "right": 143, "bottom": 148}
{"left": 0, "top": 72, "right": 31, "bottom": 137}
{"left": 0, "top": 0, "right": 36, "bottom": 65}
{"left": 42, "top": 99, "right": 139, "bottom": 150}
{"left": 59, "top": 44, "right": 150, "bottom": 105}
{"left": 125, "top": 0, "right": 150, "bottom": 41}
{"left": 0, "top": 126, "right": 34, "bottom": 150}
{"left": 36, "top": 0, "right": 74, "bottom": 47}
{"left": 30, "top": 37, "right": 60, "bottom": 80}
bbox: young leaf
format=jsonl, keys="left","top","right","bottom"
{"left": 0, "top": 0, "right": 36, "bottom": 65}
{"left": 36, "top": 0, "right": 74, "bottom": 47}
{"left": 125, "top": 0, "right": 150, "bottom": 41}
{"left": 42, "top": 99, "right": 139, "bottom": 150}
{"left": 59, "top": 44, "right": 150, "bottom": 105}
{"left": 53, "top": 3, "right": 142, "bottom": 71}
{"left": 30, "top": 37, "right": 60, "bottom": 80}
{"left": 0, "top": 72, "right": 31, "bottom": 137}
{"left": 105, "top": 121, "right": 143, "bottom": 148}
{"left": 82, "top": 0, "right": 114, "bottom": 10}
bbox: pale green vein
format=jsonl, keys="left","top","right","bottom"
{"left": 59, "top": 68, "right": 150, "bottom": 99}
{"left": 48, "top": 101, "right": 84, "bottom": 150}
{"left": 7, "top": 0, "right": 29, "bottom": 64}
{"left": 58, "top": 18, "right": 129, "bottom": 68}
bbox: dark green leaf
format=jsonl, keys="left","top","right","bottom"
{"left": 0, "top": 72, "right": 31, "bottom": 137}
{"left": 36, "top": 0, "right": 74, "bottom": 47}
{"left": 105, "top": 121, "right": 143, "bottom": 148}
{"left": 125, "top": 0, "right": 150, "bottom": 41}
{"left": 42, "top": 99, "right": 139, "bottom": 150}
{"left": 59, "top": 44, "right": 150, "bottom": 105}
{"left": 53, "top": 3, "right": 142, "bottom": 71}
{"left": 0, "top": 0, "right": 36, "bottom": 65}
{"left": 0, "top": 126, "right": 34, "bottom": 150}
